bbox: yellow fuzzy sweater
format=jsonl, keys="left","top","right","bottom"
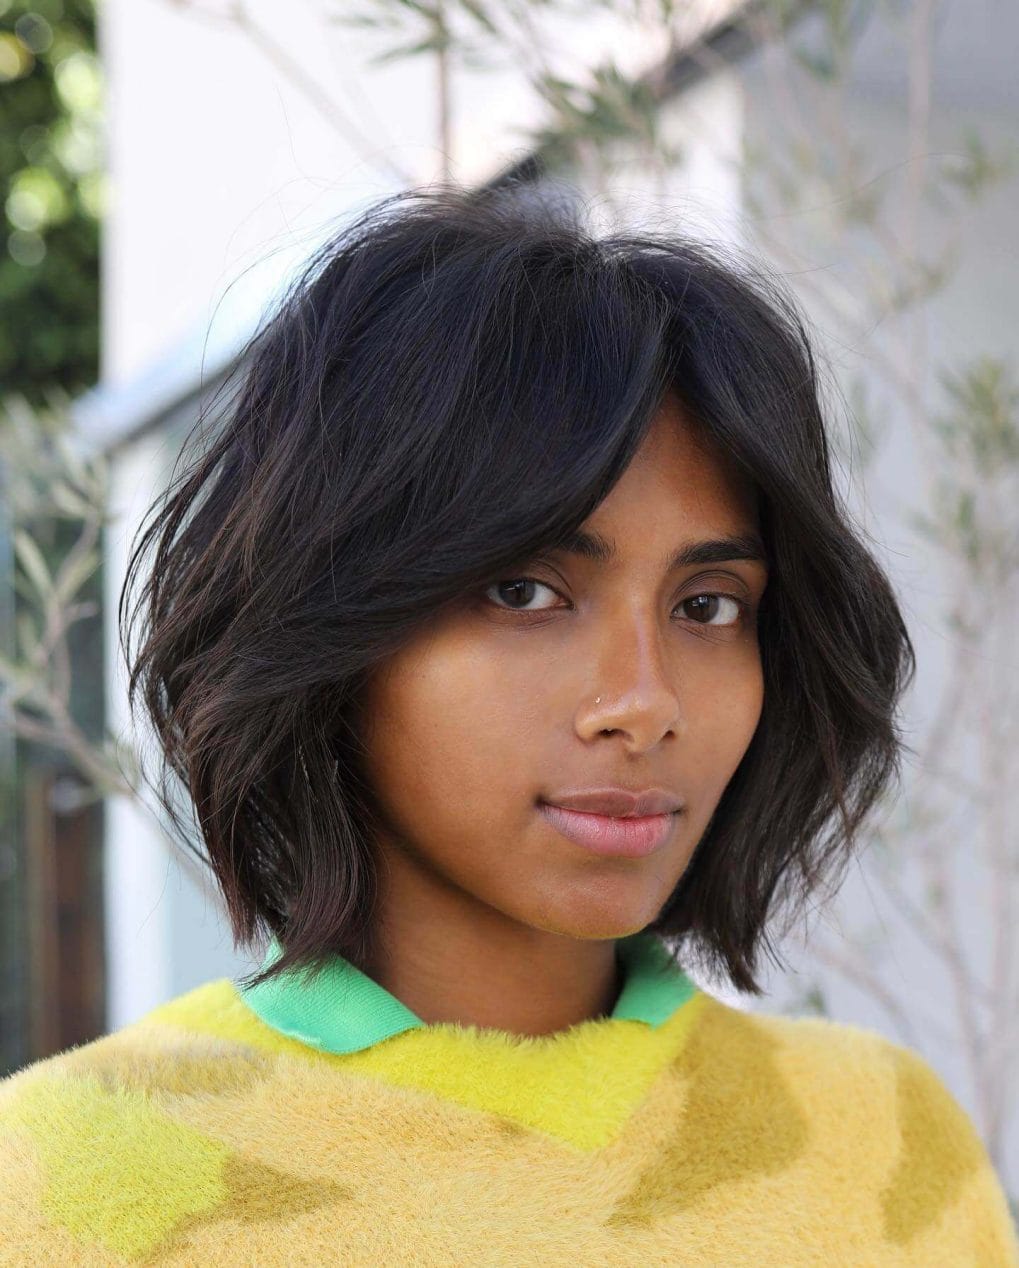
{"left": 1, "top": 929, "right": 1016, "bottom": 1266}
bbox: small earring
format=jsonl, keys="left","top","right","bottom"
{"left": 595, "top": 696, "right": 601, "bottom": 704}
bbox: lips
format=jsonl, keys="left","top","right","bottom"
{"left": 538, "top": 801, "right": 678, "bottom": 857}
{"left": 540, "top": 787, "right": 683, "bottom": 818}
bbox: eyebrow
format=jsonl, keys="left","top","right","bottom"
{"left": 541, "top": 527, "right": 769, "bottom": 571}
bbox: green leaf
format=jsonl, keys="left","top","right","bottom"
{"left": 53, "top": 430, "right": 90, "bottom": 489}
{"left": 14, "top": 528, "right": 53, "bottom": 598}
{"left": 369, "top": 33, "right": 449, "bottom": 65}
{"left": 15, "top": 611, "right": 42, "bottom": 664}
{"left": 53, "top": 546, "right": 100, "bottom": 607}
{"left": 456, "top": 0, "right": 499, "bottom": 35}
{"left": 939, "top": 127, "right": 1016, "bottom": 201}
{"left": 382, "top": 0, "right": 437, "bottom": 18}
{"left": 49, "top": 477, "right": 94, "bottom": 519}
{"left": 0, "top": 650, "right": 35, "bottom": 690}
{"left": 792, "top": 44, "right": 836, "bottom": 82}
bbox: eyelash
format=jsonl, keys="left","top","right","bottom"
{"left": 481, "top": 577, "right": 751, "bottom": 628}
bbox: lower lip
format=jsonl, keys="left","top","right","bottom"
{"left": 538, "top": 802, "right": 677, "bottom": 857}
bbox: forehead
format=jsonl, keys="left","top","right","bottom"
{"left": 594, "top": 392, "right": 759, "bottom": 529}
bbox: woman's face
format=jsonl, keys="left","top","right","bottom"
{"left": 359, "top": 391, "right": 769, "bottom": 949}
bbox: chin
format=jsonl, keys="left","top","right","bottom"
{"left": 516, "top": 894, "right": 666, "bottom": 943}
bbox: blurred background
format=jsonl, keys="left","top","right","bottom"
{"left": 1, "top": 0, "right": 1016, "bottom": 1213}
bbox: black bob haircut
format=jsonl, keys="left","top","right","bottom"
{"left": 122, "top": 182, "right": 916, "bottom": 997}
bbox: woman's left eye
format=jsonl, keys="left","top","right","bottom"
{"left": 679, "top": 593, "right": 745, "bottom": 626}
{"left": 483, "top": 579, "right": 746, "bottom": 626}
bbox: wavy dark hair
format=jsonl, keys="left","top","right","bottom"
{"left": 121, "top": 181, "right": 916, "bottom": 996}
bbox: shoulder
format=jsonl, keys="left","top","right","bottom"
{"left": 688, "top": 991, "right": 982, "bottom": 1146}
{"left": 0, "top": 976, "right": 277, "bottom": 1130}
{"left": 686, "top": 993, "right": 1018, "bottom": 1262}
{"left": 0, "top": 979, "right": 281, "bottom": 1262}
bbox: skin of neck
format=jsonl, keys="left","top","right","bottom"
{"left": 363, "top": 840, "right": 628, "bottom": 1038}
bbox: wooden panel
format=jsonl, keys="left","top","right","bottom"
{"left": 24, "top": 766, "right": 105, "bottom": 1062}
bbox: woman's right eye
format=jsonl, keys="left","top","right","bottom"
{"left": 484, "top": 578, "right": 561, "bottom": 612}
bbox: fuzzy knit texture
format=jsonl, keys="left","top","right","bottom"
{"left": 1, "top": 929, "right": 1017, "bottom": 1267}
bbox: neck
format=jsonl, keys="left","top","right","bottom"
{"left": 362, "top": 849, "right": 625, "bottom": 1038}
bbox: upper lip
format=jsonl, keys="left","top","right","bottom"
{"left": 541, "top": 787, "right": 683, "bottom": 818}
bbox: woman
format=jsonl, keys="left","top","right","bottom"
{"left": 2, "top": 183, "right": 1016, "bottom": 1265}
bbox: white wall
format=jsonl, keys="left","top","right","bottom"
{"left": 102, "top": 429, "right": 173, "bottom": 1028}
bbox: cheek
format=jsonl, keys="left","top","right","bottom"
{"left": 686, "top": 650, "right": 764, "bottom": 791}
{"left": 360, "top": 630, "right": 538, "bottom": 836}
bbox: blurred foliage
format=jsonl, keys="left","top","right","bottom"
{"left": 0, "top": 387, "right": 121, "bottom": 796}
{"left": 532, "top": 61, "right": 683, "bottom": 171}
{"left": 0, "top": 0, "right": 102, "bottom": 404}
{"left": 909, "top": 357, "right": 1019, "bottom": 586}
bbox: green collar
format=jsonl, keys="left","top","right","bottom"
{"left": 237, "top": 931, "right": 698, "bottom": 1055}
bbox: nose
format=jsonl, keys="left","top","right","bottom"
{"left": 575, "top": 608, "right": 682, "bottom": 750}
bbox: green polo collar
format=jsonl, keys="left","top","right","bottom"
{"left": 236, "top": 931, "right": 698, "bottom": 1055}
